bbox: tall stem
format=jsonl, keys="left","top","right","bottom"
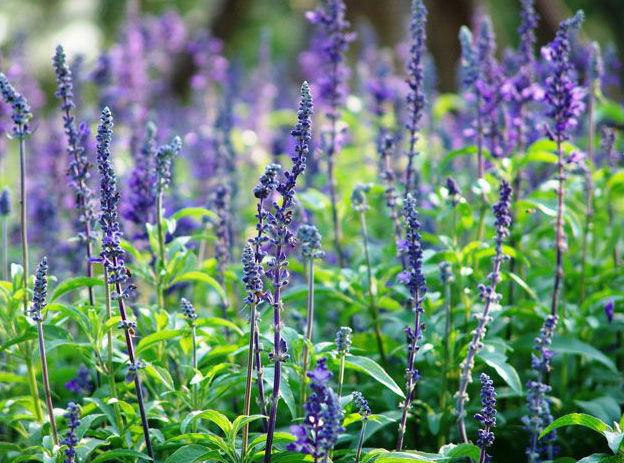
{"left": 24, "top": 352, "right": 43, "bottom": 422}
{"left": 253, "top": 314, "right": 268, "bottom": 426}
{"left": 156, "top": 191, "right": 166, "bottom": 310}
{"left": 242, "top": 304, "right": 256, "bottom": 457}
{"left": 264, "top": 242, "right": 284, "bottom": 463}
{"left": 396, "top": 291, "right": 423, "bottom": 451}
{"left": 579, "top": 95, "right": 594, "bottom": 304}
{"left": 355, "top": 420, "right": 368, "bottom": 463}
{"left": 359, "top": 211, "right": 386, "bottom": 364}
{"left": 440, "top": 277, "right": 452, "bottom": 413}
{"left": 110, "top": 259, "right": 153, "bottom": 459}
{"left": 300, "top": 259, "right": 315, "bottom": 411}
{"left": 19, "top": 135, "right": 28, "bottom": 313}
{"left": 551, "top": 137, "right": 565, "bottom": 317}
{"left": 337, "top": 354, "right": 346, "bottom": 398}
{"left": 2, "top": 216, "right": 7, "bottom": 280}
{"left": 36, "top": 322, "right": 58, "bottom": 445}
{"left": 104, "top": 268, "right": 123, "bottom": 431}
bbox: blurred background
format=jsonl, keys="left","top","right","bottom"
{"left": 0, "top": 0, "right": 622, "bottom": 96}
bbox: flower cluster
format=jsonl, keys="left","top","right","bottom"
{"left": 475, "top": 373, "right": 497, "bottom": 457}
{"left": 124, "top": 121, "right": 157, "bottom": 228}
{"left": 335, "top": 326, "right": 352, "bottom": 355}
{"left": 156, "top": 135, "right": 183, "bottom": 194}
{"left": 352, "top": 391, "right": 371, "bottom": 419}
{"left": 213, "top": 183, "right": 231, "bottom": 270}
{"left": 0, "top": 72, "right": 32, "bottom": 135}
{"left": 28, "top": 257, "right": 48, "bottom": 323}
{"left": 297, "top": 224, "right": 324, "bottom": 260}
{"left": 65, "top": 365, "right": 94, "bottom": 395}
{"left": 397, "top": 194, "right": 426, "bottom": 302}
{"left": 180, "top": 298, "right": 198, "bottom": 323}
{"left": 404, "top": 0, "right": 427, "bottom": 192}
{"left": 351, "top": 183, "right": 372, "bottom": 213}
{"left": 542, "top": 11, "right": 585, "bottom": 142}
{"left": 61, "top": 402, "right": 81, "bottom": 463}
{"left": 288, "top": 358, "right": 345, "bottom": 460}
{"left": 242, "top": 240, "right": 264, "bottom": 305}
{"left": 0, "top": 187, "right": 10, "bottom": 216}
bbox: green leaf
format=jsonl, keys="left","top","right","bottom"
{"left": 477, "top": 350, "right": 523, "bottom": 395}
{"left": 439, "top": 443, "right": 481, "bottom": 461}
{"left": 164, "top": 445, "right": 211, "bottom": 463}
{"left": 372, "top": 451, "right": 446, "bottom": 462}
{"left": 136, "top": 329, "right": 184, "bottom": 354}
{"left": 90, "top": 449, "right": 152, "bottom": 462}
{"left": 172, "top": 207, "right": 218, "bottom": 222}
{"left": 187, "top": 410, "right": 232, "bottom": 435}
{"left": 552, "top": 337, "right": 617, "bottom": 372}
{"left": 171, "top": 271, "right": 226, "bottom": 301}
{"left": 50, "top": 277, "right": 103, "bottom": 302}
{"left": 539, "top": 413, "right": 611, "bottom": 440}
{"left": 344, "top": 355, "right": 405, "bottom": 398}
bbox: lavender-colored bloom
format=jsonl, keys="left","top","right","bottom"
{"left": 253, "top": 163, "right": 281, "bottom": 200}
{"left": 124, "top": 122, "right": 157, "bottom": 227}
{"left": 242, "top": 240, "right": 264, "bottom": 305}
{"left": 459, "top": 27, "right": 478, "bottom": 89}
{"left": 297, "top": 224, "right": 324, "bottom": 260}
{"left": 0, "top": 187, "right": 10, "bottom": 216}
{"left": 541, "top": 11, "right": 585, "bottom": 142}
{"left": 64, "top": 365, "right": 94, "bottom": 395}
{"left": 61, "top": 402, "right": 80, "bottom": 463}
{"left": 588, "top": 42, "right": 603, "bottom": 86}
{"left": 0, "top": 72, "right": 32, "bottom": 136}
{"left": 601, "top": 126, "right": 617, "bottom": 167}
{"left": 213, "top": 183, "right": 231, "bottom": 269}
{"left": 523, "top": 314, "right": 559, "bottom": 462}
{"left": 518, "top": 0, "right": 538, "bottom": 68}
{"left": 335, "top": 326, "right": 352, "bottom": 355}
{"left": 28, "top": 257, "right": 48, "bottom": 323}
{"left": 403, "top": 0, "right": 427, "bottom": 193}
{"left": 180, "top": 297, "right": 198, "bottom": 323}
{"left": 604, "top": 299, "right": 615, "bottom": 324}
{"left": 156, "top": 136, "right": 182, "bottom": 194}
{"left": 352, "top": 391, "right": 371, "bottom": 419}
{"left": 475, "top": 373, "right": 497, "bottom": 460}
{"left": 287, "top": 358, "right": 344, "bottom": 460}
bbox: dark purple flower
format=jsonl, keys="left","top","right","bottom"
{"left": 335, "top": 326, "right": 352, "bottom": 355}
{"left": 541, "top": 11, "right": 585, "bottom": 142}
{"left": 124, "top": 122, "right": 157, "bottom": 229}
{"left": 352, "top": 391, "right": 371, "bottom": 419}
{"left": 475, "top": 373, "right": 497, "bottom": 457}
{"left": 64, "top": 365, "right": 94, "bottom": 395}
{"left": 28, "top": 257, "right": 48, "bottom": 323}
{"left": 604, "top": 299, "right": 615, "bottom": 323}
{"left": 297, "top": 224, "right": 324, "bottom": 260}
{"left": 213, "top": 183, "right": 231, "bottom": 272}
{"left": 287, "top": 358, "right": 344, "bottom": 460}
{"left": 0, "top": 72, "right": 32, "bottom": 136}
{"left": 156, "top": 135, "right": 182, "bottom": 194}
{"left": 61, "top": 402, "right": 81, "bottom": 463}
{"left": 397, "top": 194, "right": 426, "bottom": 300}
{"left": 180, "top": 297, "right": 198, "bottom": 323}
{"left": 242, "top": 240, "right": 264, "bottom": 305}
{"left": 0, "top": 187, "right": 10, "bottom": 216}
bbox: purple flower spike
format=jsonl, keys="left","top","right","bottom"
{"left": 475, "top": 373, "right": 497, "bottom": 461}
{"left": 605, "top": 299, "right": 615, "bottom": 323}
{"left": 61, "top": 402, "right": 81, "bottom": 463}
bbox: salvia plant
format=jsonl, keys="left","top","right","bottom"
{"left": 0, "top": 3, "right": 623, "bottom": 463}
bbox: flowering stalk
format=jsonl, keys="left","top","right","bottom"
{"left": 0, "top": 72, "right": 32, "bottom": 313}
{"left": 287, "top": 358, "right": 344, "bottom": 462}
{"left": 180, "top": 298, "right": 198, "bottom": 409}
{"left": 523, "top": 315, "right": 558, "bottom": 462}
{"left": 456, "top": 181, "right": 511, "bottom": 443}
{"left": 154, "top": 136, "right": 182, "bottom": 310}
{"left": 264, "top": 82, "right": 312, "bottom": 463}
{"left": 351, "top": 184, "right": 386, "bottom": 364}
{"left": 542, "top": 11, "right": 585, "bottom": 318}
{"left": 335, "top": 326, "right": 352, "bottom": 398}
{"left": 305, "top": 0, "right": 353, "bottom": 266}
{"left": 213, "top": 183, "right": 231, "bottom": 327}
{"left": 297, "top": 224, "right": 324, "bottom": 410}
{"left": 352, "top": 391, "right": 371, "bottom": 463}
{"left": 403, "top": 0, "right": 427, "bottom": 195}
{"left": 378, "top": 135, "right": 402, "bottom": 243}
{"left": 602, "top": 128, "right": 619, "bottom": 266}
{"left": 0, "top": 187, "right": 10, "bottom": 280}
{"left": 580, "top": 42, "right": 602, "bottom": 304}
{"left": 474, "top": 373, "right": 497, "bottom": 463}
{"left": 61, "top": 402, "right": 80, "bottom": 463}
{"left": 52, "top": 45, "right": 97, "bottom": 306}
{"left": 95, "top": 107, "right": 153, "bottom": 458}
{"left": 396, "top": 193, "right": 427, "bottom": 450}
{"left": 439, "top": 262, "right": 453, "bottom": 417}
{"left": 0, "top": 72, "right": 42, "bottom": 422}
{"left": 28, "top": 257, "right": 59, "bottom": 445}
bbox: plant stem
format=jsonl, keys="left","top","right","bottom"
{"left": 156, "top": 191, "right": 166, "bottom": 310}
{"left": 396, "top": 290, "right": 424, "bottom": 451}
{"left": 103, "top": 268, "right": 123, "bottom": 432}
{"left": 338, "top": 354, "right": 346, "bottom": 398}
{"left": 2, "top": 216, "right": 7, "bottom": 280}
{"left": 551, "top": 137, "right": 565, "bottom": 318}
{"left": 19, "top": 134, "right": 28, "bottom": 314}
{"left": 355, "top": 420, "right": 368, "bottom": 463}
{"left": 241, "top": 304, "right": 256, "bottom": 458}
{"left": 579, "top": 94, "right": 594, "bottom": 304}
{"left": 300, "top": 258, "right": 315, "bottom": 412}
{"left": 24, "top": 353, "right": 43, "bottom": 422}
{"left": 110, "top": 258, "right": 154, "bottom": 459}
{"left": 441, "top": 277, "right": 452, "bottom": 410}
{"left": 264, "top": 241, "right": 285, "bottom": 463}
{"left": 35, "top": 321, "right": 58, "bottom": 445}
{"left": 359, "top": 211, "right": 386, "bottom": 365}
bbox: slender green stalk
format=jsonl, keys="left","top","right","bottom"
{"left": 241, "top": 304, "right": 255, "bottom": 458}
{"left": 35, "top": 321, "right": 58, "bottom": 445}
{"left": 355, "top": 420, "right": 368, "bottom": 463}
{"left": 300, "top": 258, "right": 315, "bottom": 410}
{"left": 19, "top": 135, "right": 28, "bottom": 313}
{"left": 358, "top": 211, "right": 386, "bottom": 364}
{"left": 24, "top": 353, "right": 43, "bottom": 422}
{"left": 551, "top": 137, "right": 566, "bottom": 318}
{"left": 2, "top": 216, "right": 7, "bottom": 280}
{"left": 156, "top": 191, "right": 166, "bottom": 310}
{"left": 579, "top": 91, "right": 595, "bottom": 304}
{"left": 104, "top": 268, "right": 124, "bottom": 432}
{"left": 337, "top": 354, "right": 346, "bottom": 398}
